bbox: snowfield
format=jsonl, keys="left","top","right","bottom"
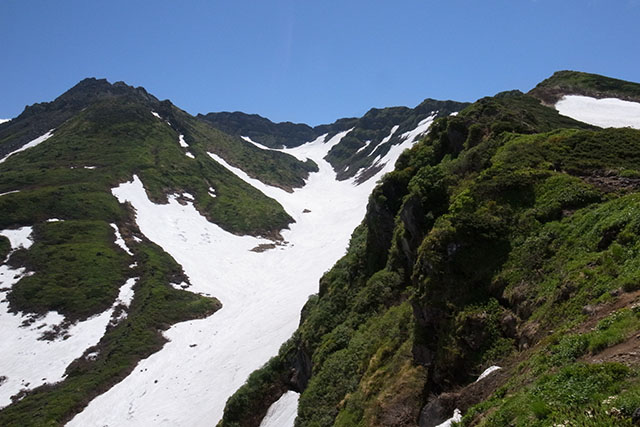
{"left": 555, "top": 95, "right": 640, "bottom": 129}
{"left": 67, "top": 116, "right": 437, "bottom": 426}
{"left": 0, "top": 227, "right": 137, "bottom": 408}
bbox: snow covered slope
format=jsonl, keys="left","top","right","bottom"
{"left": 68, "top": 118, "right": 435, "bottom": 426}
{"left": 0, "top": 227, "right": 138, "bottom": 408}
{"left": 555, "top": 95, "right": 640, "bottom": 129}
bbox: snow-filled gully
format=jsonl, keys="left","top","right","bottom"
{"left": 68, "top": 119, "right": 435, "bottom": 426}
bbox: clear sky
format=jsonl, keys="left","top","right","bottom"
{"left": 1, "top": 0, "right": 639, "bottom": 125}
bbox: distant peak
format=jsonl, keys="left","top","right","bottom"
{"left": 530, "top": 70, "right": 640, "bottom": 105}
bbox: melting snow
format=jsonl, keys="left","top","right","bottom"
{"left": 381, "top": 125, "right": 400, "bottom": 145}
{"left": 186, "top": 152, "right": 195, "bottom": 159}
{"left": 436, "top": 409, "right": 462, "bottom": 427}
{"left": 84, "top": 166, "right": 97, "bottom": 170}
{"left": 555, "top": 95, "right": 640, "bottom": 129}
{"left": 0, "top": 227, "right": 137, "bottom": 408}
{"left": 111, "top": 224, "right": 133, "bottom": 256}
{"left": 0, "top": 130, "right": 54, "bottom": 164}
{"left": 259, "top": 391, "right": 299, "bottom": 427}
{"left": 179, "top": 135, "right": 189, "bottom": 148}
{"left": 115, "top": 278, "right": 137, "bottom": 308}
{"left": 208, "top": 187, "right": 217, "bottom": 198}
{"left": 46, "top": 218, "right": 63, "bottom": 223}
{"left": 356, "top": 140, "right": 372, "bottom": 154}
{"left": 0, "top": 227, "right": 34, "bottom": 250}
{"left": 0, "top": 190, "right": 20, "bottom": 197}
{"left": 401, "top": 113, "right": 437, "bottom": 143}
{"left": 241, "top": 135, "right": 272, "bottom": 151}
{"left": 68, "top": 125, "right": 432, "bottom": 426}
{"left": 476, "top": 365, "right": 501, "bottom": 382}
{"left": 151, "top": 111, "right": 161, "bottom": 119}
{"left": 0, "top": 119, "right": 11, "bottom": 124}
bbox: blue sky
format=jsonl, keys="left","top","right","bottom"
{"left": 1, "top": 0, "right": 639, "bottom": 125}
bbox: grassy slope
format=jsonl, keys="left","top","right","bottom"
{"left": 186, "top": 118, "right": 318, "bottom": 192}
{"left": 0, "top": 239, "right": 220, "bottom": 426}
{"left": 325, "top": 100, "right": 468, "bottom": 181}
{"left": 219, "top": 85, "right": 640, "bottom": 426}
{"left": 0, "top": 90, "right": 310, "bottom": 422}
{"left": 530, "top": 70, "right": 640, "bottom": 104}
{"left": 0, "top": 97, "right": 293, "bottom": 236}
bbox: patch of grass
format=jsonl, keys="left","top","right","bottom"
{"left": 0, "top": 96, "right": 293, "bottom": 236}
{"left": 0, "top": 241, "right": 220, "bottom": 426}
{"left": 0, "top": 235, "right": 10, "bottom": 260}
{"left": 531, "top": 70, "right": 640, "bottom": 103}
{"left": 7, "top": 220, "right": 131, "bottom": 319}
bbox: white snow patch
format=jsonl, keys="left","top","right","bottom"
{"left": 556, "top": 95, "right": 640, "bottom": 129}
{"left": 476, "top": 365, "right": 501, "bottom": 382}
{"left": 115, "top": 278, "right": 137, "bottom": 308}
{"left": 381, "top": 125, "right": 400, "bottom": 145}
{"left": 0, "top": 190, "right": 20, "bottom": 197}
{"left": 69, "top": 125, "right": 427, "bottom": 426}
{"left": 356, "top": 140, "right": 372, "bottom": 154}
{"left": 0, "top": 119, "right": 11, "bottom": 124}
{"left": 241, "top": 135, "right": 272, "bottom": 151}
{"left": 0, "top": 227, "right": 34, "bottom": 251}
{"left": 46, "top": 218, "right": 63, "bottom": 223}
{"left": 436, "top": 408, "right": 462, "bottom": 427}
{"left": 354, "top": 115, "right": 435, "bottom": 182}
{"left": 0, "top": 130, "right": 54, "bottom": 164}
{"left": 208, "top": 187, "right": 217, "bottom": 198}
{"left": 370, "top": 153, "right": 383, "bottom": 164}
{"left": 85, "top": 351, "right": 99, "bottom": 361}
{"left": 0, "top": 239, "right": 136, "bottom": 408}
{"left": 151, "top": 111, "right": 161, "bottom": 119}
{"left": 259, "top": 391, "right": 299, "bottom": 427}
{"left": 182, "top": 193, "right": 195, "bottom": 201}
{"left": 186, "top": 152, "right": 195, "bottom": 159}
{"left": 84, "top": 166, "right": 97, "bottom": 170}
{"left": 450, "top": 111, "right": 459, "bottom": 116}
{"left": 401, "top": 113, "right": 437, "bottom": 143}
{"left": 179, "top": 135, "right": 189, "bottom": 148}
{"left": 110, "top": 224, "right": 133, "bottom": 256}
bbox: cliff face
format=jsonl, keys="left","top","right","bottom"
{"left": 220, "top": 73, "right": 640, "bottom": 427}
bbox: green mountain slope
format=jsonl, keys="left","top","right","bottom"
{"left": 0, "top": 78, "right": 323, "bottom": 424}
{"left": 219, "top": 74, "right": 640, "bottom": 426}
{"left": 529, "top": 70, "right": 640, "bottom": 105}
{"left": 200, "top": 100, "right": 469, "bottom": 182}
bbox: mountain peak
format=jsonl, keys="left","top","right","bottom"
{"left": 529, "top": 70, "right": 640, "bottom": 105}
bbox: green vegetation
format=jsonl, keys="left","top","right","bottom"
{"left": 221, "top": 79, "right": 640, "bottom": 426}
{"left": 530, "top": 70, "right": 640, "bottom": 104}
{"left": 325, "top": 100, "right": 468, "bottom": 181}
{"left": 0, "top": 235, "right": 10, "bottom": 260}
{"left": 0, "top": 79, "right": 312, "bottom": 423}
{"left": 187, "top": 118, "right": 318, "bottom": 192}
{"left": 0, "top": 241, "right": 220, "bottom": 426}
{"left": 7, "top": 220, "right": 131, "bottom": 320}
{"left": 0, "top": 96, "right": 293, "bottom": 236}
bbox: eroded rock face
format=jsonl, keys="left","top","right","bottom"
{"left": 419, "top": 393, "right": 457, "bottom": 427}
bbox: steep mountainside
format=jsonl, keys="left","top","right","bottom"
{"left": 219, "top": 72, "right": 640, "bottom": 427}
{"left": 0, "top": 78, "right": 460, "bottom": 426}
{"left": 3, "top": 71, "right": 640, "bottom": 427}
{"left": 200, "top": 99, "right": 468, "bottom": 182}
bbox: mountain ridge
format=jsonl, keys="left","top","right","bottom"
{"left": 2, "top": 70, "right": 640, "bottom": 426}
